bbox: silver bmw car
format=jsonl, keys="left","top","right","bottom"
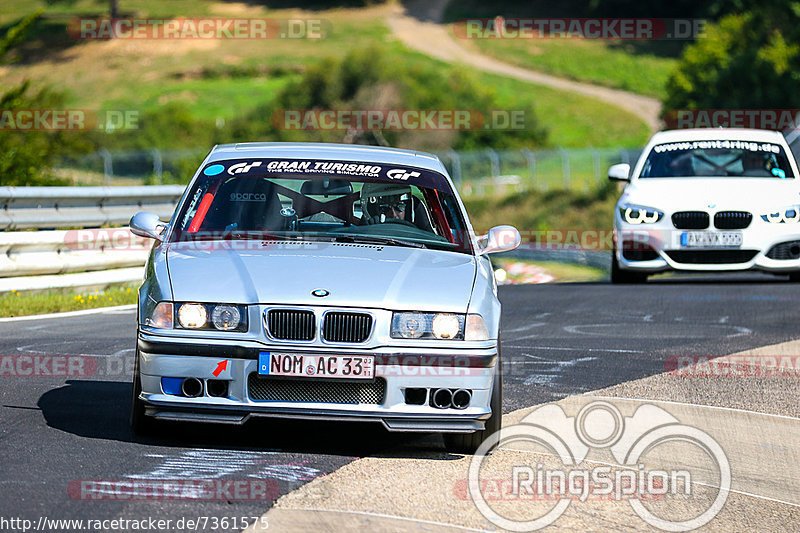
{"left": 129, "top": 142, "right": 520, "bottom": 454}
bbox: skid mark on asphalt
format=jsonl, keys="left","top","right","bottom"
{"left": 562, "top": 323, "right": 752, "bottom": 338}
{"left": 126, "top": 450, "right": 323, "bottom": 483}
{"left": 78, "top": 450, "right": 326, "bottom": 500}
{"left": 517, "top": 354, "right": 597, "bottom": 386}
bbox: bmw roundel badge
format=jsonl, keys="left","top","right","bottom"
{"left": 311, "top": 289, "right": 330, "bottom": 297}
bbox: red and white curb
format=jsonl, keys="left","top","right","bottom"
{"left": 495, "top": 262, "right": 555, "bottom": 285}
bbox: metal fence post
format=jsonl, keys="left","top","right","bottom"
{"left": 521, "top": 148, "right": 536, "bottom": 189}
{"left": 447, "top": 150, "right": 462, "bottom": 185}
{"left": 559, "top": 148, "right": 570, "bottom": 188}
{"left": 151, "top": 148, "right": 163, "bottom": 184}
{"left": 98, "top": 148, "right": 113, "bottom": 185}
{"left": 486, "top": 148, "right": 500, "bottom": 179}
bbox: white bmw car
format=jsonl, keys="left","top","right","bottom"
{"left": 609, "top": 128, "right": 800, "bottom": 283}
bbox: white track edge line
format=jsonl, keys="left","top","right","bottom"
{"left": 0, "top": 304, "right": 136, "bottom": 323}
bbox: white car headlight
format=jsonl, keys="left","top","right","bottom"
{"left": 619, "top": 204, "right": 663, "bottom": 224}
{"left": 391, "top": 312, "right": 465, "bottom": 340}
{"left": 175, "top": 302, "right": 248, "bottom": 331}
{"left": 178, "top": 303, "right": 207, "bottom": 328}
{"left": 761, "top": 206, "right": 800, "bottom": 223}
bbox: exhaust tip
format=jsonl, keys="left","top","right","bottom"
{"left": 451, "top": 389, "right": 472, "bottom": 409}
{"left": 181, "top": 377, "right": 203, "bottom": 398}
{"left": 430, "top": 388, "right": 452, "bottom": 409}
{"left": 206, "top": 379, "right": 228, "bottom": 398}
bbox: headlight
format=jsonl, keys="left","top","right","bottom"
{"left": 211, "top": 305, "right": 241, "bottom": 331}
{"left": 145, "top": 302, "right": 173, "bottom": 329}
{"left": 391, "top": 312, "right": 465, "bottom": 340}
{"left": 619, "top": 204, "right": 663, "bottom": 224}
{"left": 761, "top": 206, "right": 800, "bottom": 223}
{"left": 175, "top": 303, "right": 248, "bottom": 332}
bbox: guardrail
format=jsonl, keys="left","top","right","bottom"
{"left": 0, "top": 186, "right": 184, "bottom": 292}
{"left": 0, "top": 185, "right": 184, "bottom": 230}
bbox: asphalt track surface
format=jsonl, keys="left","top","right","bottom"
{"left": 1, "top": 272, "right": 798, "bottom": 531}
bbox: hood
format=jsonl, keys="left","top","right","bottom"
{"left": 165, "top": 240, "right": 477, "bottom": 313}
{"left": 622, "top": 178, "right": 800, "bottom": 212}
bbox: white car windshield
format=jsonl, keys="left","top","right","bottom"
{"left": 640, "top": 140, "right": 795, "bottom": 178}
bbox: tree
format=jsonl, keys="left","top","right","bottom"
{"left": 0, "top": 11, "right": 90, "bottom": 186}
{"left": 664, "top": 5, "right": 800, "bottom": 111}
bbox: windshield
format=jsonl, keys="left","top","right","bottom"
{"left": 170, "top": 158, "right": 473, "bottom": 253}
{"left": 640, "top": 140, "right": 795, "bottom": 179}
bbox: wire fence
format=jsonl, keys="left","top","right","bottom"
{"left": 55, "top": 146, "right": 642, "bottom": 194}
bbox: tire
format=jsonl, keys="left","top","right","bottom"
{"left": 443, "top": 346, "right": 503, "bottom": 455}
{"left": 611, "top": 248, "right": 648, "bottom": 284}
{"left": 789, "top": 272, "right": 800, "bottom": 282}
{"left": 130, "top": 348, "right": 156, "bottom": 436}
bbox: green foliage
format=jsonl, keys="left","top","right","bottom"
{"left": 0, "top": 12, "right": 91, "bottom": 186}
{"left": 221, "top": 47, "right": 548, "bottom": 151}
{"left": 665, "top": 5, "right": 800, "bottom": 110}
{"left": 0, "top": 8, "right": 42, "bottom": 60}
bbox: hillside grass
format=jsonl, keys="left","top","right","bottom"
{"left": 463, "top": 182, "right": 620, "bottom": 233}
{"left": 1, "top": 1, "right": 649, "bottom": 149}
{"left": 443, "top": 0, "right": 681, "bottom": 99}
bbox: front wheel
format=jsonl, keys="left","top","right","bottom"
{"left": 443, "top": 353, "right": 502, "bottom": 455}
{"left": 789, "top": 272, "right": 800, "bottom": 282}
{"left": 611, "top": 248, "right": 648, "bottom": 284}
{"left": 130, "top": 348, "right": 156, "bottom": 436}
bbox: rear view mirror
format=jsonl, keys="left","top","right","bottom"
{"left": 478, "top": 225, "right": 521, "bottom": 255}
{"left": 608, "top": 163, "right": 631, "bottom": 182}
{"left": 300, "top": 179, "right": 354, "bottom": 196}
{"left": 130, "top": 211, "right": 168, "bottom": 241}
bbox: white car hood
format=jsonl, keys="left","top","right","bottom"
{"left": 623, "top": 178, "right": 800, "bottom": 212}
{"left": 165, "top": 240, "right": 477, "bottom": 312}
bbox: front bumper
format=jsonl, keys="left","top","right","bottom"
{"left": 137, "top": 332, "right": 497, "bottom": 433}
{"left": 614, "top": 223, "right": 800, "bottom": 273}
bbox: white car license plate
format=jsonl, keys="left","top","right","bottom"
{"left": 680, "top": 231, "right": 742, "bottom": 248}
{"left": 258, "top": 352, "right": 374, "bottom": 379}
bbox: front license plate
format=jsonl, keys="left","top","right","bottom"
{"left": 680, "top": 231, "right": 742, "bottom": 248}
{"left": 258, "top": 352, "right": 374, "bottom": 379}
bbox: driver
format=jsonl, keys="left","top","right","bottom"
{"left": 360, "top": 182, "right": 413, "bottom": 225}
{"left": 741, "top": 150, "right": 768, "bottom": 176}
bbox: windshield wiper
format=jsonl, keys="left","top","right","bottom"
{"left": 332, "top": 234, "right": 426, "bottom": 249}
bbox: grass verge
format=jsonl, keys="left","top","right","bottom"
{"left": 492, "top": 258, "right": 605, "bottom": 283}
{"left": 0, "top": 284, "right": 138, "bottom": 318}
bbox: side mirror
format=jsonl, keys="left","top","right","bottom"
{"left": 608, "top": 163, "right": 631, "bottom": 182}
{"left": 130, "top": 211, "right": 168, "bottom": 241}
{"left": 478, "top": 225, "right": 521, "bottom": 255}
